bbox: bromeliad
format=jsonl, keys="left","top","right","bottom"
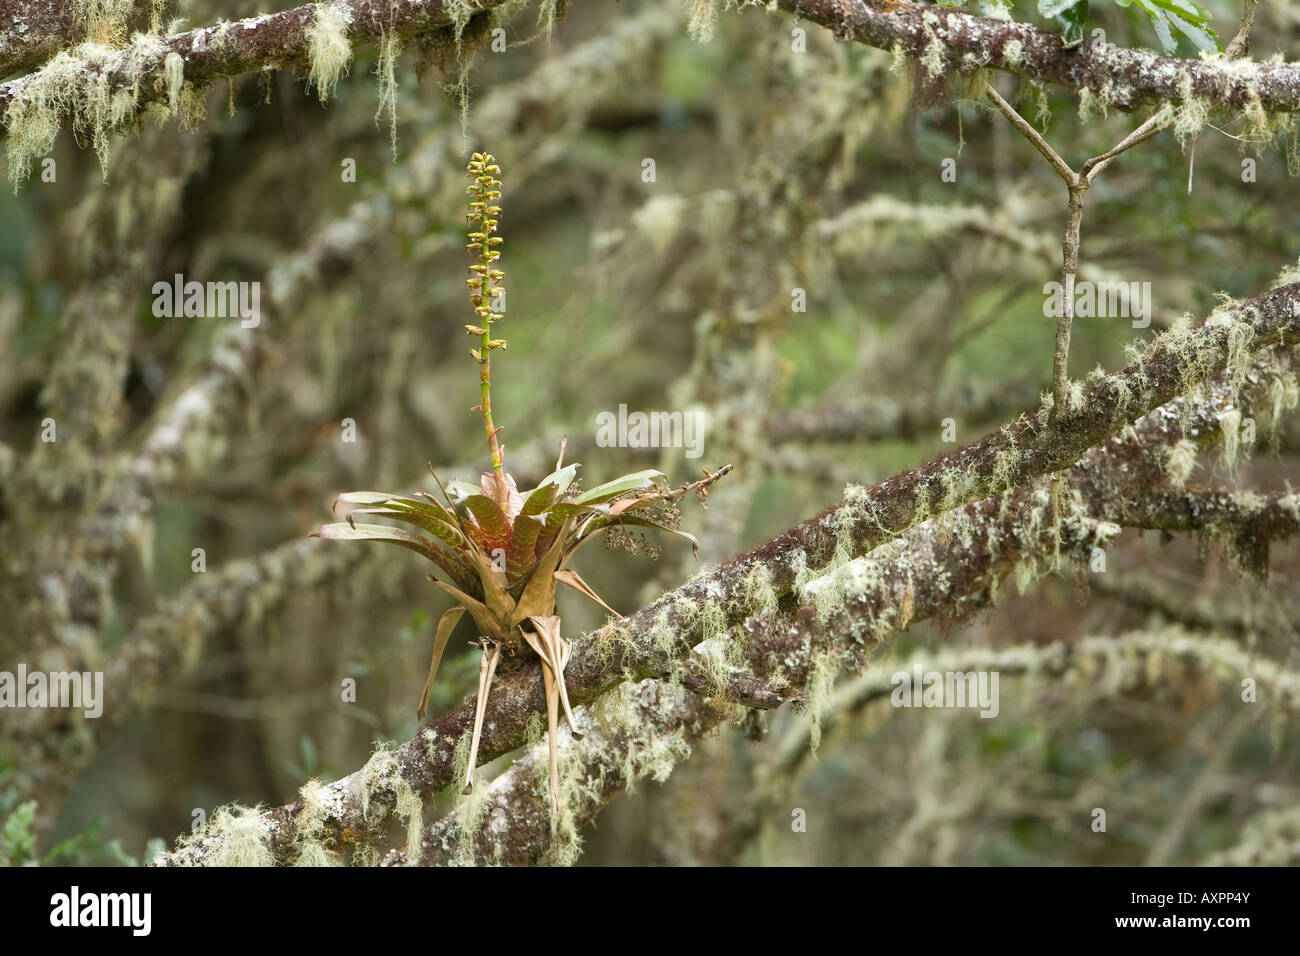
{"left": 312, "top": 153, "right": 729, "bottom": 816}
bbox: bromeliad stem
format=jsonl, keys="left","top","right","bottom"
{"left": 466, "top": 152, "right": 509, "bottom": 503}
{"left": 478, "top": 334, "right": 504, "bottom": 493}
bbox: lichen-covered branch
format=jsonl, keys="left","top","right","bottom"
{"left": 388, "top": 680, "right": 716, "bottom": 865}
{"left": 766, "top": 628, "right": 1300, "bottom": 783}
{"left": 777, "top": 0, "right": 1300, "bottom": 113}
{"left": 0, "top": 0, "right": 505, "bottom": 121}
{"left": 0, "top": 0, "right": 525, "bottom": 184}
{"left": 10, "top": 0, "right": 1300, "bottom": 192}
{"left": 157, "top": 276, "right": 1300, "bottom": 864}
{"left": 0, "top": 1, "right": 83, "bottom": 79}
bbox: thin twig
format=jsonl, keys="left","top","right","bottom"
{"left": 1081, "top": 106, "right": 1174, "bottom": 182}
{"left": 984, "top": 86, "right": 1074, "bottom": 185}
{"left": 1225, "top": 0, "right": 1260, "bottom": 60}
{"left": 986, "top": 86, "right": 1171, "bottom": 412}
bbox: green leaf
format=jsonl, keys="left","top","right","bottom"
{"left": 572, "top": 469, "right": 665, "bottom": 505}
{"left": 1167, "top": 12, "right": 1218, "bottom": 52}
{"left": 312, "top": 523, "right": 478, "bottom": 594}
{"left": 460, "top": 494, "right": 510, "bottom": 549}
{"left": 335, "top": 491, "right": 405, "bottom": 506}
{"left": 2, "top": 801, "right": 37, "bottom": 864}
{"left": 1149, "top": 0, "right": 1211, "bottom": 24}
{"left": 1150, "top": 13, "right": 1175, "bottom": 53}
{"left": 346, "top": 507, "right": 465, "bottom": 549}
{"left": 547, "top": 500, "right": 612, "bottom": 521}
{"left": 1038, "top": 0, "right": 1084, "bottom": 17}
{"left": 336, "top": 490, "right": 462, "bottom": 534}
{"left": 509, "top": 516, "right": 572, "bottom": 627}
{"left": 1145, "top": 0, "right": 1219, "bottom": 51}
{"left": 521, "top": 463, "right": 579, "bottom": 516}
{"left": 313, "top": 521, "right": 435, "bottom": 553}
{"left": 417, "top": 606, "right": 466, "bottom": 720}
{"left": 505, "top": 514, "right": 544, "bottom": 583}
{"left": 532, "top": 510, "right": 565, "bottom": 563}
{"left": 1133, "top": 0, "right": 1177, "bottom": 52}
{"left": 444, "top": 479, "right": 482, "bottom": 501}
{"left": 390, "top": 492, "right": 460, "bottom": 522}
{"left": 521, "top": 483, "right": 558, "bottom": 517}
{"left": 1055, "top": 0, "right": 1088, "bottom": 47}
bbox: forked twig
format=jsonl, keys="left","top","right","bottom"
{"left": 985, "top": 85, "right": 1172, "bottom": 415}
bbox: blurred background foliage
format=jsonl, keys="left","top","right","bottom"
{"left": 1, "top": 0, "right": 1299, "bottom": 865}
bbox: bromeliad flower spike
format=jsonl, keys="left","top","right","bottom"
{"left": 312, "top": 152, "right": 730, "bottom": 818}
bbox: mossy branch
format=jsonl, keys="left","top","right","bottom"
{"left": 156, "top": 278, "right": 1300, "bottom": 866}
{"left": 0, "top": 0, "right": 513, "bottom": 181}
{"left": 776, "top": 0, "right": 1300, "bottom": 114}
{"left": 766, "top": 629, "right": 1300, "bottom": 787}
{"left": 0, "top": 0, "right": 84, "bottom": 78}
{"left": 9, "top": 0, "right": 1300, "bottom": 181}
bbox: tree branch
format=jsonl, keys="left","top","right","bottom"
{"left": 984, "top": 84, "right": 1073, "bottom": 186}
{"left": 1224, "top": 0, "right": 1260, "bottom": 61}
{"left": 780, "top": 0, "right": 1300, "bottom": 113}
{"left": 0, "top": 1, "right": 82, "bottom": 79}
{"left": 389, "top": 338, "right": 1300, "bottom": 864}
{"left": 0, "top": 0, "right": 507, "bottom": 136}
{"left": 157, "top": 279, "right": 1300, "bottom": 865}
